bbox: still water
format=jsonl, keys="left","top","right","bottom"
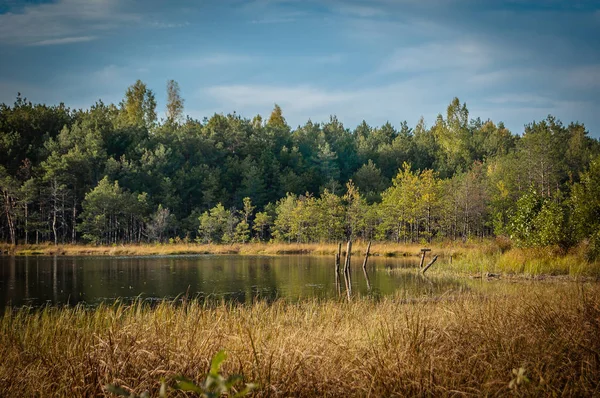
{"left": 0, "top": 255, "right": 464, "bottom": 308}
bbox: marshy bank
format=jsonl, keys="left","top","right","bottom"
{"left": 1, "top": 282, "right": 599, "bottom": 397}
{"left": 2, "top": 241, "right": 458, "bottom": 257}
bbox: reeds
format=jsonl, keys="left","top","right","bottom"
{"left": 445, "top": 246, "right": 600, "bottom": 277}
{"left": 1, "top": 241, "right": 486, "bottom": 258}
{"left": 1, "top": 283, "right": 599, "bottom": 396}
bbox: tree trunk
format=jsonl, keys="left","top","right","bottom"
{"left": 72, "top": 198, "right": 77, "bottom": 244}
{"left": 24, "top": 203, "right": 28, "bottom": 245}
{"left": 52, "top": 206, "right": 57, "bottom": 246}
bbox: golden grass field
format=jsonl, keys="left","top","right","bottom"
{"left": 1, "top": 282, "right": 599, "bottom": 397}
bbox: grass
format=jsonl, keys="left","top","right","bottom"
{"left": 443, "top": 246, "right": 600, "bottom": 278}
{"left": 2, "top": 241, "right": 460, "bottom": 257}
{"left": 1, "top": 283, "right": 599, "bottom": 396}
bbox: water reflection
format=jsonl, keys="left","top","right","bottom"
{"left": 0, "top": 255, "right": 465, "bottom": 308}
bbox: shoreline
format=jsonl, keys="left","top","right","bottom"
{"left": 2, "top": 241, "right": 600, "bottom": 278}
{"left": 1, "top": 242, "right": 459, "bottom": 257}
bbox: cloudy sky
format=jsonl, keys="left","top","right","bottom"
{"left": 1, "top": 0, "right": 599, "bottom": 136}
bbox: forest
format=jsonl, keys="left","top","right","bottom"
{"left": 1, "top": 79, "right": 600, "bottom": 256}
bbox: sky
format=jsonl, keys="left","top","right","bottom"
{"left": 0, "top": 0, "right": 599, "bottom": 136}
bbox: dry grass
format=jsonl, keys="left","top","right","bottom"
{"left": 1, "top": 283, "right": 599, "bottom": 397}
{"left": 2, "top": 241, "right": 469, "bottom": 258}
{"left": 445, "top": 246, "right": 600, "bottom": 277}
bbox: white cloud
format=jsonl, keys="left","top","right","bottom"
{"left": 201, "top": 77, "right": 452, "bottom": 128}
{"left": 466, "top": 68, "right": 536, "bottom": 86}
{"left": 377, "top": 40, "right": 493, "bottom": 75}
{"left": 484, "top": 93, "right": 555, "bottom": 107}
{"left": 0, "top": 0, "right": 140, "bottom": 45}
{"left": 335, "top": 4, "right": 385, "bottom": 18}
{"left": 565, "top": 64, "right": 600, "bottom": 89}
{"left": 179, "top": 54, "right": 257, "bottom": 68}
{"left": 148, "top": 21, "right": 190, "bottom": 29}
{"left": 29, "top": 36, "right": 97, "bottom": 46}
{"left": 204, "top": 84, "right": 353, "bottom": 113}
{"left": 174, "top": 52, "right": 343, "bottom": 70}
{"left": 250, "top": 16, "right": 298, "bottom": 24}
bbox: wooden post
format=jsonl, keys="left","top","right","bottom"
{"left": 422, "top": 255, "right": 438, "bottom": 274}
{"left": 419, "top": 248, "right": 431, "bottom": 269}
{"left": 344, "top": 240, "right": 352, "bottom": 273}
{"left": 343, "top": 265, "right": 351, "bottom": 301}
{"left": 336, "top": 242, "right": 342, "bottom": 272}
{"left": 362, "top": 241, "right": 371, "bottom": 270}
{"left": 362, "top": 266, "right": 372, "bottom": 291}
{"left": 335, "top": 269, "right": 342, "bottom": 296}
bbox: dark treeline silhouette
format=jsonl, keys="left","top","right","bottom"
{"left": 1, "top": 80, "right": 599, "bottom": 256}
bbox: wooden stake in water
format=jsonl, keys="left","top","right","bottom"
{"left": 422, "top": 255, "right": 438, "bottom": 274}
{"left": 362, "top": 265, "right": 372, "bottom": 291}
{"left": 336, "top": 242, "right": 342, "bottom": 273}
{"left": 344, "top": 240, "right": 352, "bottom": 274}
{"left": 335, "top": 268, "right": 342, "bottom": 296}
{"left": 344, "top": 263, "right": 352, "bottom": 301}
{"left": 419, "top": 248, "right": 431, "bottom": 269}
{"left": 362, "top": 241, "right": 371, "bottom": 270}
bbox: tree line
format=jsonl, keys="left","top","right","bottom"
{"left": 1, "top": 80, "right": 599, "bottom": 256}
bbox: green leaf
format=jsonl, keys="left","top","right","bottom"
{"left": 105, "top": 384, "right": 131, "bottom": 396}
{"left": 224, "top": 374, "right": 243, "bottom": 389}
{"left": 210, "top": 350, "right": 227, "bottom": 376}
{"left": 174, "top": 376, "right": 203, "bottom": 393}
{"left": 159, "top": 379, "right": 167, "bottom": 398}
{"left": 233, "top": 383, "right": 257, "bottom": 398}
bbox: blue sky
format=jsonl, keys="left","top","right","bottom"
{"left": 1, "top": 0, "right": 599, "bottom": 136}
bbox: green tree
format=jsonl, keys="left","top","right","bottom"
{"left": 316, "top": 189, "right": 345, "bottom": 242}
{"left": 147, "top": 204, "right": 174, "bottom": 243}
{"left": 166, "top": 79, "right": 184, "bottom": 124}
{"left": 253, "top": 211, "right": 272, "bottom": 241}
{"left": 234, "top": 220, "right": 250, "bottom": 243}
{"left": 506, "top": 187, "right": 566, "bottom": 247}
{"left": 273, "top": 193, "right": 297, "bottom": 242}
{"left": 120, "top": 80, "right": 157, "bottom": 128}
{"left": 197, "top": 203, "right": 235, "bottom": 244}
{"left": 267, "top": 104, "right": 287, "bottom": 128}
{"left": 344, "top": 180, "right": 367, "bottom": 240}
{"left": 79, "top": 177, "right": 146, "bottom": 244}
{"left": 0, "top": 166, "right": 19, "bottom": 245}
{"left": 571, "top": 156, "right": 600, "bottom": 258}
{"left": 352, "top": 160, "right": 387, "bottom": 204}
{"left": 42, "top": 122, "right": 106, "bottom": 243}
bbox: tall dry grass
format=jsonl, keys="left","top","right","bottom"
{"left": 1, "top": 240, "right": 484, "bottom": 258}
{"left": 1, "top": 283, "right": 599, "bottom": 397}
{"left": 445, "top": 245, "right": 600, "bottom": 277}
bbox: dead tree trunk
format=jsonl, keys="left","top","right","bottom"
{"left": 344, "top": 240, "right": 352, "bottom": 274}
{"left": 422, "top": 255, "right": 438, "bottom": 274}
{"left": 362, "top": 241, "right": 371, "bottom": 270}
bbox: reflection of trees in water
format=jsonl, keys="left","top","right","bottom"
{"left": 0, "top": 255, "right": 466, "bottom": 309}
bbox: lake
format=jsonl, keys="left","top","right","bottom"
{"left": 0, "top": 254, "right": 465, "bottom": 308}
